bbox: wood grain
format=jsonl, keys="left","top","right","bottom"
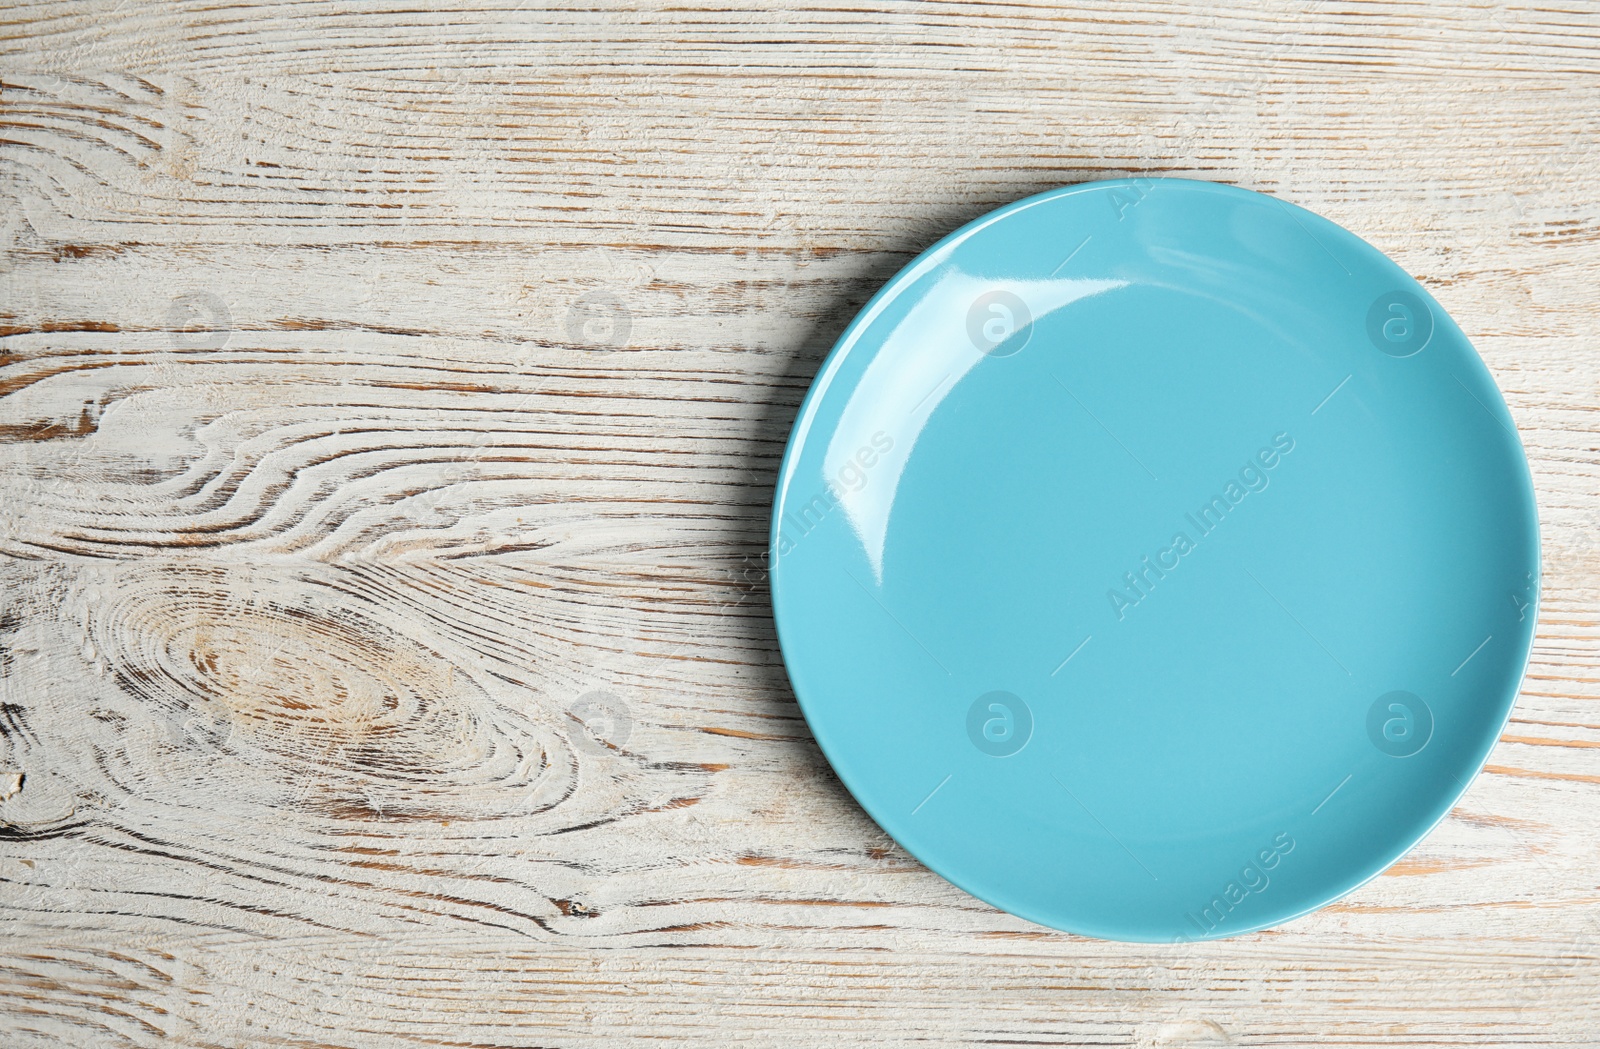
{"left": 1, "top": 2, "right": 1598, "bottom": 1045}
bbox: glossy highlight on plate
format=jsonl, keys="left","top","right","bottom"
{"left": 769, "top": 178, "right": 1539, "bottom": 942}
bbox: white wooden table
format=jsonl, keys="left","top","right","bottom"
{"left": 2, "top": 4, "right": 1598, "bottom": 1046}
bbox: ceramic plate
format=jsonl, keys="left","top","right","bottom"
{"left": 769, "top": 179, "right": 1539, "bottom": 942}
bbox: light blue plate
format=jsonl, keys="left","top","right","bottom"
{"left": 769, "top": 179, "right": 1539, "bottom": 942}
